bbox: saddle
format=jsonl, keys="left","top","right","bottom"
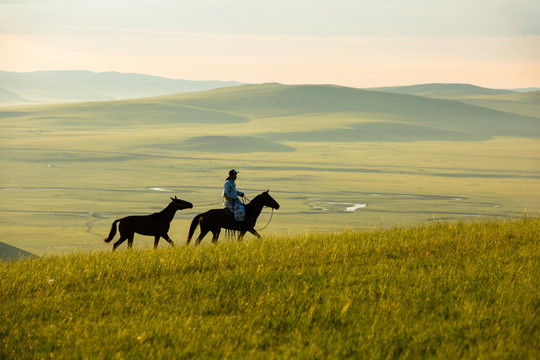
{"left": 224, "top": 208, "right": 245, "bottom": 230}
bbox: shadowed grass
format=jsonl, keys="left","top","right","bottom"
{"left": 1, "top": 217, "right": 539, "bottom": 359}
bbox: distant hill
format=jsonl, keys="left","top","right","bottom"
{"left": 437, "top": 90, "right": 540, "bottom": 119}
{"left": 0, "top": 241, "right": 36, "bottom": 261}
{"left": 368, "top": 83, "right": 517, "bottom": 99}
{"left": 1, "top": 83, "right": 538, "bottom": 148}
{"left": 512, "top": 88, "right": 540, "bottom": 93}
{"left": 153, "top": 84, "right": 539, "bottom": 141}
{"left": 0, "top": 70, "right": 243, "bottom": 104}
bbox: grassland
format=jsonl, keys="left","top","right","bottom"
{"left": 1, "top": 83, "right": 539, "bottom": 255}
{"left": 1, "top": 218, "right": 539, "bottom": 359}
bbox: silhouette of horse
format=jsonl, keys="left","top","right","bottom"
{"left": 103, "top": 197, "right": 193, "bottom": 251}
{"left": 186, "top": 190, "right": 280, "bottom": 245}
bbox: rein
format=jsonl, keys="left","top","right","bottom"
{"left": 255, "top": 208, "right": 274, "bottom": 231}
{"left": 191, "top": 201, "right": 221, "bottom": 208}
{"left": 245, "top": 195, "right": 275, "bottom": 231}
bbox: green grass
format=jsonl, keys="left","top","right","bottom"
{"left": 1, "top": 217, "right": 539, "bottom": 359}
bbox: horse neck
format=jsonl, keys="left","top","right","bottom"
{"left": 245, "top": 196, "right": 265, "bottom": 218}
{"left": 160, "top": 203, "right": 178, "bottom": 222}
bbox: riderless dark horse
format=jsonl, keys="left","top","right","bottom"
{"left": 186, "top": 190, "right": 279, "bottom": 245}
{"left": 103, "top": 197, "right": 193, "bottom": 251}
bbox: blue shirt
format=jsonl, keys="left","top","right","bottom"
{"left": 223, "top": 178, "right": 244, "bottom": 207}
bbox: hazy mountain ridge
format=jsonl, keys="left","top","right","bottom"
{"left": 0, "top": 87, "right": 29, "bottom": 103}
{"left": 0, "top": 70, "right": 243, "bottom": 104}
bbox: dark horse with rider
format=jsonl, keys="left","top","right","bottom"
{"left": 103, "top": 169, "right": 279, "bottom": 250}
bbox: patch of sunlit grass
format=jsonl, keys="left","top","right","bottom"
{"left": 1, "top": 217, "right": 539, "bottom": 358}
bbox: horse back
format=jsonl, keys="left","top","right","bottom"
{"left": 199, "top": 208, "right": 229, "bottom": 227}
{"left": 119, "top": 213, "right": 169, "bottom": 236}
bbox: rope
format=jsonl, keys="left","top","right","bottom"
{"left": 193, "top": 195, "right": 250, "bottom": 208}
{"left": 191, "top": 202, "right": 221, "bottom": 208}
{"left": 255, "top": 208, "right": 274, "bottom": 231}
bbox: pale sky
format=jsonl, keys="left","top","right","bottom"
{"left": 1, "top": 0, "right": 539, "bottom": 88}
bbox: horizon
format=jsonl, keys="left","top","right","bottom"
{"left": 1, "top": 0, "right": 539, "bottom": 89}
{"left": 1, "top": 69, "right": 539, "bottom": 92}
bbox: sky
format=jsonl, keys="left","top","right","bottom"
{"left": 1, "top": 0, "right": 539, "bottom": 88}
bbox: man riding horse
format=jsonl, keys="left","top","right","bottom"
{"left": 222, "top": 169, "right": 245, "bottom": 228}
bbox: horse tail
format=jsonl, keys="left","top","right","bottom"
{"left": 186, "top": 214, "right": 202, "bottom": 244}
{"left": 103, "top": 219, "right": 121, "bottom": 244}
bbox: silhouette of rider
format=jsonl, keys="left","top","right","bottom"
{"left": 223, "top": 169, "right": 245, "bottom": 228}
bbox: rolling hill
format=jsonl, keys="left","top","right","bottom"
{"left": 367, "top": 84, "right": 540, "bottom": 118}
{"left": 152, "top": 84, "right": 539, "bottom": 142}
{"left": 0, "top": 241, "right": 36, "bottom": 261}
{"left": 444, "top": 90, "right": 540, "bottom": 118}
{"left": 368, "top": 83, "right": 517, "bottom": 99}
{"left": 1, "top": 83, "right": 538, "bottom": 151}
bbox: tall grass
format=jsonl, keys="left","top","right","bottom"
{"left": 1, "top": 218, "right": 539, "bottom": 359}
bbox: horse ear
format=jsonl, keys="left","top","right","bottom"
{"left": 266, "top": 189, "right": 269, "bottom": 193}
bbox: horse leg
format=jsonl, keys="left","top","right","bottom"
{"left": 249, "top": 229, "right": 262, "bottom": 239}
{"left": 211, "top": 228, "right": 221, "bottom": 243}
{"left": 127, "top": 235, "right": 134, "bottom": 249}
{"left": 113, "top": 235, "right": 128, "bottom": 251}
{"left": 163, "top": 234, "right": 175, "bottom": 248}
{"left": 238, "top": 230, "right": 247, "bottom": 241}
{"left": 154, "top": 235, "right": 160, "bottom": 249}
{"left": 196, "top": 228, "right": 210, "bottom": 246}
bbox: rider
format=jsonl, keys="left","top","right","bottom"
{"left": 223, "top": 169, "right": 245, "bottom": 227}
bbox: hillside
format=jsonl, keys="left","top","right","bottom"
{"left": 368, "top": 84, "right": 540, "bottom": 118}
{"left": 2, "top": 83, "right": 538, "bottom": 145}
{"left": 1, "top": 218, "right": 539, "bottom": 358}
{"left": 368, "top": 83, "right": 517, "bottom": 99}
{"left": 0, "top": 70, "right": 242, "bottom": 104}
{"left": 452, "top": 90, "right": 540, "bottom": 118}
{"left": 0, "top": 241, "right": 36, "bottom": 261}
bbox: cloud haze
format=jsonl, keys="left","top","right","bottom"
{"left": 1, "top": 0, "right": 538, "bottom": 87}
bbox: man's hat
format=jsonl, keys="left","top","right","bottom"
{"left": 229, "top": 169, "right": 239, "bottom": 176}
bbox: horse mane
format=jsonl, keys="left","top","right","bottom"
{"left": 244, "top": 193, "right": 265, "bottom": 210}
{"left": 160, "top": 201, "right": 176, "bottom": 213}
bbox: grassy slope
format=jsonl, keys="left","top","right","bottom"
{"left": 1, "top": 218, "right": 539, "bottom": 359}
{"left": 370, "top": 84, "right": 540, "bottom": 118}
{"left": 0, "top": 241, "right": 36, "bottom": 261}
{"left": 453, "top": 91, "right": 540, "bottom": 118}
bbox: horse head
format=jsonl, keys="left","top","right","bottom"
{"left": 170, "top": 196, "right": 193, "bottom": 210}
{"left": 260, "top": 190, "right": 280, "bottom": 210}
